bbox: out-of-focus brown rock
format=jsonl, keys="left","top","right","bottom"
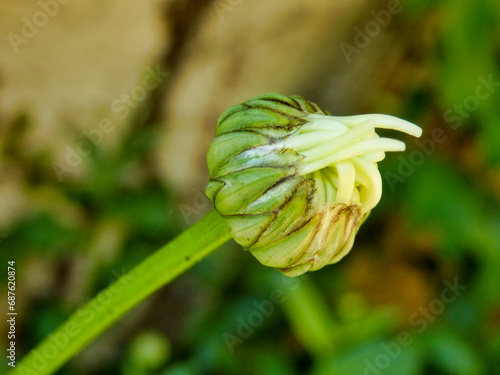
{"left": 0, "top": 0, "right": 169, "bottom": 174}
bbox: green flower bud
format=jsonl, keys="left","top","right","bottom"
{"left": 206, "top": 93, "right": 422, "bottom": 276}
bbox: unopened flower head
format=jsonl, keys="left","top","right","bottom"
{"left": 206, "top": 93, "right": 422, "bottom": 276}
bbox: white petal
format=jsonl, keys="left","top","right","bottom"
{"left": 337, "top": 114, "right": 422, "bottom": 138}
{"left": 301, "top": 138, "right": 405, "bottom": 175}
{"left": 335, "top": 161, "right": 356, "bottom": 203}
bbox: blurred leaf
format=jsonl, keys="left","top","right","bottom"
{"left": 406, "top": 160, "right": 500, "bottom": 313}
{"left": 406, "top": 160, "right": 499, "bottom": 255}
{"left": 427, "top": 330, "right": 485, "bottom": 375}
{"left": 7, "top": 213, "right": 81, "bottom": 255}
{"left": 313, "top": 340, "right": 421, "bottom": 375}
{"left": 162, "top": 362, "right": 198, "bottom": 375}
{"left": 278, "top": 276, "right": 337, "bottom": 356}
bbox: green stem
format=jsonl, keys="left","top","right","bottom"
{"left": 10, "top": 209, "right": 230, "bottom": 375}
{"left": 278, "top": 277, "right": 338, "bottom": 356}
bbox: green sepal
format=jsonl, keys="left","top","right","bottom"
{"left": 207, "top": 131, "right": 270, "bottom": 177}
{"left": 212, "top": 146, "right": 300, "bottom": 180}
{"left": 224, "top": 214, "right": 274, "bottom": 248}
{"left": 205, "top": 180, "right": 224, "bottom": 204}
{"left": 250, "top": 215, "right": 320, "bottom": 268}
{"left": 252, "top": 179, "right": 313, "bottom": 247}
{"left": 213, "top": 167, "right": 290, "bottom": 215}
{"left": 215, "top": 106, "right": 304, "bottom": 138}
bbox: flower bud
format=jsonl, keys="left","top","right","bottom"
{"left": 206, "top": 93, "right": 422, "bottom": 276}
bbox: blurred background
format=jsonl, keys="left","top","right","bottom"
{"left": 1, "top": 0, "right": 499, "bottom": 374}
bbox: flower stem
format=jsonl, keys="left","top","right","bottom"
{"left": 10, "top": 209, "right": 230, "bottom": 375}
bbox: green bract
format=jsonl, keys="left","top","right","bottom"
{"left": 206, "top": 93, "right": 422, "bottom": 276}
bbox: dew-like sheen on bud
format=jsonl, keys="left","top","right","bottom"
{"left": 206, "top": 93, "right": 422, "bottom": 276}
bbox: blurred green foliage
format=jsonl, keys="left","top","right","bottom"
{"left": 2, "top": 0, "right": 500, "bottom": 374}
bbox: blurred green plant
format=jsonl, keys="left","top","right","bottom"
{"left": 3, "top": 1, "right": 500, "bottom": 374}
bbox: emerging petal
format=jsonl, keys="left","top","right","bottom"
{"left": 284, "top": 113, "right": 422, "bottom": 211}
